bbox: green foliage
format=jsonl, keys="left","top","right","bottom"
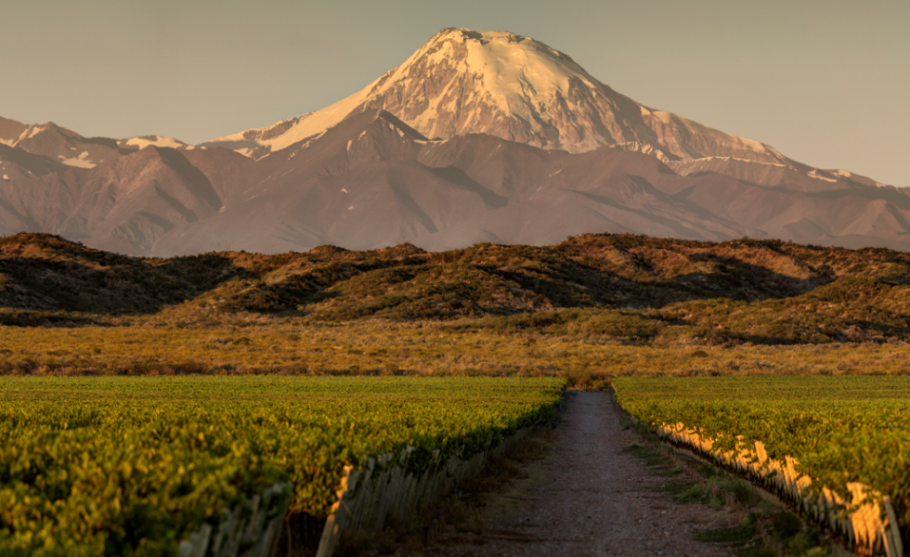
{"left": 771, "top": 512, "right": 802, "bottom": 540}
{"left": 615, "top": 376, "right": 910, "bottom": 527}
{"left": 670, "top": 482, "right": 724, "bottom": 509}
{"left": 694, "top": 523, "right": 756, "bottom": 544}
{"left": 0, "top": 376, "right": 564, "bottom": 555}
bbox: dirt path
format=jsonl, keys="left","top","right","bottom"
{"left": 425, "top": 391, "right": 739, "bottom": 557}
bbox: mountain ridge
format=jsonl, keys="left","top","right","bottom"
{"left": 3, "top": 107, "right": 910, "bottom": 255}
{"left": 0, "top": 28, "right": 906, "bottom": 256}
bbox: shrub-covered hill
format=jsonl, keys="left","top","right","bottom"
{"left": 2, "top": 232, "right": 910, "bottom": 344}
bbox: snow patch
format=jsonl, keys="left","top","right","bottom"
{"left": 649, "top": 110, "right": 673, "bottom": 124}
{"left": 207, "top": 79, "right": 378, "bottom": 154}
{"left": 808, "top": 170, "right": 838, "bottom": 183}
{"left": 679, "top": 156, "right": 788, "bottom": 168}
{"left": 56, "top": 154, "right": 95, "bottom": 168}
{"left": 16, "top": 125, "right": 45, "bottom": 143}
{"left": 125, "top": 135, "right": 187, "bottom": 149}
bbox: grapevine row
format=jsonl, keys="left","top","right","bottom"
{"left": 0, "top": 376, "right": 565, "bottom": 556}
{"left": 614, "top": 376, "right": 910, "bottom": 556}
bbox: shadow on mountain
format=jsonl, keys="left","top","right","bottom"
{"left": 4, "top": 232, "right": 910, "bottom": 346}
{"left": 0, "top": 234, "right": 242, "bottom": 318}
{"left": 428, "top": 166, "right": 509, "bottom": 209}
{"left": 803, "top": 185, "right": 910, "bottom": 211}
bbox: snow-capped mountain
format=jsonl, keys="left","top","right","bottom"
{"left": 0, "top": 116, "right": 126, "bottom": 170}
{"left": 206, "top": 28, "right": 790, "bottom": 167}
{"left": 0, "top": 116, "right": 192, "bottom": 174}
{"left": 0, "top": 28, "right": 907, "bottom": 255}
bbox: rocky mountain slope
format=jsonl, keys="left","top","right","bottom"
{"left": 1, "top": 116, "right": 128, "bottom": 170}
{"left": 2, "top": 108, "right": 910, "bottom": 255}
{"left": 0, "top": 145, "right": 229, "bottom": 253}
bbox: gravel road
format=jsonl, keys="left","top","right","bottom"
{"left": 424, "top": 391, "right": 740, "bottom": 557}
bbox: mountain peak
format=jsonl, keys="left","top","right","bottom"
{"left": 369, "top": 27, "right": 599, "bottom": 146}
{"left": 206, "top": 28, "right": 789, "bottom": 168}
{"left": 433, "top": 27, "right": 524, "bottom": 42}
{"left": 427, "top": 27, "right": 576, "bottom": 64}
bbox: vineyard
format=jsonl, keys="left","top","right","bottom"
{"left": 0, "top": 376, "right": 565, "bottom": 556}
{"left": 6, "top": 233, "right": 910, "bottom": 555}
{"left": 614, "top": 376, "right": 910, "bottom": 556}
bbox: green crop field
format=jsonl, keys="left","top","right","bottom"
{"left": 0, "top": 376, "right": 564, "bottom": 556}
{"left": 614, "top": 376, "right": 910, "bottom": 529}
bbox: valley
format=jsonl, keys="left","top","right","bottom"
{"left": 2, "top": 18, "right": 909, "bottom": 557}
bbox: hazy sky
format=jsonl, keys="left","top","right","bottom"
{"left": 3, "top": 0, "right": 908, "bottom": 186}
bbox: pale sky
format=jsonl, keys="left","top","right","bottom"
{"left": 3, "top": 0, "right": 908, "bottom": 186}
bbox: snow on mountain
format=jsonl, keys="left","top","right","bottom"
{"left": 0, "top": 143, "right": 69, "bottom": 181}
{"left": 0, "top": 117, "right": 198, "bottom": 173}
{"left": 204, "top": 88, "right": 373, "bottom": 156}
{"left": 206, "top": 28, "right": 789, "bottom": 168}
{"left": 119, "top": 135, "right": 190, "bottom": 150}
{"left": 0, "top": 116, "right": 123, "bottom": 169}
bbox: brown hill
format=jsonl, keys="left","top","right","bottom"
{"left": 3, "top": 232, "right": 910, "bottom": 347}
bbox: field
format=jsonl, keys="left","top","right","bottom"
{"left": 614, "top": 376, "right": 910, "bottom": 544}
{"left": 0, "top": 376, "right": 564, "bottom": 556}
{"left": 5, "top": 233, "right": 910, "bottom": 555}
{"left": 2, "top": 317, "right": 910, "bottom": 386}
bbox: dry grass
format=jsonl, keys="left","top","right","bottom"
{"left": 1, "top": 313, "right": 909, "bottom": 382}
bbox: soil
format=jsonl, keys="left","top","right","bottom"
{"left": 421, "top": 391, "right": 742, "bottom": 557}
